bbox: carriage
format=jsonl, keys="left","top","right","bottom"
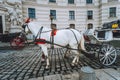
{"left": 84, "top": 20, "right": 120, "bottom": 66}
{"left": 10, "top": 19, "right": 120, "bottom": 68}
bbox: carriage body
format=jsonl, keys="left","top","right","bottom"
{"left": 95, "top": 28, "right": 120, "bottom": 47}
{"left": 84, "top": 24, "right": 120, "bottom": 66}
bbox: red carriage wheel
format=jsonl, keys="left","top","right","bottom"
{"left": 10, "top": 37, "right": 25, "bottom": 49}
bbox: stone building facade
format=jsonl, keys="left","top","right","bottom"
{"left": 0, "top": 0, "right": 120, "bottom": 34}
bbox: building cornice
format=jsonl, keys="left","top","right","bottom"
{"left": 100, "top": 1, "right": 120, "bottom": 7}
{"left": 23, "top": 1, "right": 99, "bottom": 9}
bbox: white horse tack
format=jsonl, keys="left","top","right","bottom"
{"left": 25, "top": 21, "right": 86, "bottom": 69}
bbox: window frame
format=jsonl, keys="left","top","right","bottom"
{"left": 50, "top": 10, "right": 56, "bottom": 20}
{"left": 113, "top": 30, "right": 120, "bottom": 38}
{"left": 86, "top": 0, "right": 93, "bottom": 4}
{"left": 69, "top": 11, "right": 75, "bottom": 20}
{"left": 49, "top": 0, "right": 56, "bottom": 3}
{"left": 28, "top": 8, "right": 36, "bottom": 19}
{"left": 109, "top": 7, "right": 116, "bottom": 17}
{"left": 87, "top": 23, "right": 93, "bottom": 29}
{"left": 68, "top": 0, "right": 74, "bottom": 4}
{"left": 87, "top": 10, "right": 93, "bottom": 19}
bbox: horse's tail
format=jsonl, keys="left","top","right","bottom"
{"left": 79, "top": 35, "right": 86, "bottom": 51}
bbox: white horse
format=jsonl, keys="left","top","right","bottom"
{"left": 25, "top": 21, "right": 86, "bottom": 69}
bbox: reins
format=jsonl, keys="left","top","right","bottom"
{"left": 34, "top": 26, "right": 43, "bottom": 42}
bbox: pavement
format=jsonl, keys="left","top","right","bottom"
{"left": 0, "top": 42, "right": 10, "bottom": 47}
{"left": 0, "top": 41, "right": 120, "bottom": 80}
{"left": 0, "top": 43, "right": 41, "bottom": 80}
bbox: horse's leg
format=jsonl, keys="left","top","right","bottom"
{"left": 41, "top": 52, "right": 45, "bottom": 62}
{"left": 41, "top": 45, "right": 50, "bottom": 69}
{"left": 64, "top": 49, "right": 70, "bottom": 58}
{"left": 70, "top": 45, "right": 80, "bottom": 66}
{"left": 64, "top": 45, "right": 71, "bottom": 58}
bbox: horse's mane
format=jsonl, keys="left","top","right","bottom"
{"left": 28, "top": 21, "right": 51, "bottom": 36}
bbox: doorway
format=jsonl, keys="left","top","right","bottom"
{"left": 0, "top": 16, "right": 3, "bottom": 34}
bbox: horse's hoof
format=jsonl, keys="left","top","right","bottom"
{"left": 45, "top": 66, "right": 50, "bottom": 69}
{"left": 71, "top": 63, "right": 75, "bottom": 67}
{"left": 75, "top": 62, "right": 78, "bottom": 65}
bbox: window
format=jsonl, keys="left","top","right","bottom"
{"left": 86, "top": 0, "right": 92, "bottom": 4}
{"left": 51, "top": 24, "right": 57, "bottom": 29}
{"left": 28, "top": 8, "right": 36, "bottom": 18}
{"left": 68, "top": 0, "right": 74, "bottom": 4}
{"left": 87, "top": 10, "right": 93, "bottom": 19}
{"left": 109, "top": 7, "right": 116, "bottom": 17}
{"left": 70, "top": 24, "right": 75, "bottom": 29}
{"left": 50, "top": 10, "right": 56, "bottom": 20}
{"left": 49, "top": 0, "right": 56, "bottom": 3}
{"left": 87, "top": 23, "right": 93, "bottom": 29}
{"left": 97, "top": 31, "right": 105, "bottom": 39}
{"left": 69, "top": 11, "right": 75, "bottom": 20}
{"left": 112, "top": 30, "right": 120, "bottom": 38}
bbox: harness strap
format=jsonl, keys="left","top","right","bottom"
{"left": 34, "top": 26, "right": 43, "bottom": 42}
{"left": 70, "top": 29, "right": 79, "bottom": 45}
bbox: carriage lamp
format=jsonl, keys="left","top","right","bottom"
{"left": 49, "top": 13, "right": 54, "bottom": 24}
{"left": 112, "top": 23, "right": 118, "bottom": 29}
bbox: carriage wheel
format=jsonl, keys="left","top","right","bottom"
{"left": 98, "top": 44, "right": 117, "bottom": 66}
{"left": 10, "top": 37, "right": 25, "bottom": 50}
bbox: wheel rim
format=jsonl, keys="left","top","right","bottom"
{"left": 99, "top": 44, "right": 117, "bottom": 66}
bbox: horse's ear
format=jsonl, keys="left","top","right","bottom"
{"left": 25, "top": 18, "right": 30, "bottom": 23}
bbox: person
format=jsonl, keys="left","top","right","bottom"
{"left": 50, "top": 23, "right": 57, "bottom": 49}
{"left": 51, "top": 23, "right": 57, "bottom": 35}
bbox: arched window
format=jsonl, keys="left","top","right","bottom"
{"left": 70, "top": 24, "right": 75, "bottom": 29}
{"left": 87, "top": 23, "right": 93, "bottom": 29}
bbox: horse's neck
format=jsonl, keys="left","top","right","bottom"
{"left": 42, "top": 27, "right": 51, "bottom": 32}
{"left": 29, "top": 25, "right": 51, "bottom": 36}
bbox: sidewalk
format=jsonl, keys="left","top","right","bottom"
{"left": 0, "top": 42, "right": 10, "bottom": 47}
{"left": 0, "top": 42, "right": 11, "bottom": 50}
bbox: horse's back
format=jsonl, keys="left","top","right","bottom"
{"left": 54, "top": 29, "right": 82, "bottom": 46}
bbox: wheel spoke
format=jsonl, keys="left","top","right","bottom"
{"left": 109, "top": 49, "right": 116, "bottom": 54}
{"left": 108, "top": 55, "right": 114, "bottom": 60}
{"left": 102, "top": 47, "right": 107, "bottom": 52}
{"left": 106, "top": 58, "right": 109, "bottom": 65}
{"left": 100, "top": 56, "right": 105, "bottom": 61}
{"left": 108, "top": 45, "right": 114, "bottom": 52}
{"left": 102, "top": 56, "right": 107, "bottom": 64}
{"left": 107, "top": 56, "right": 112, "bottom": 64}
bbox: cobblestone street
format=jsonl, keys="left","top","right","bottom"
{"left": 0, "top": 45, "right": 42, "bottom": 80}
{"left": 0, "top": 43, "right": 120, "bottom": 80}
